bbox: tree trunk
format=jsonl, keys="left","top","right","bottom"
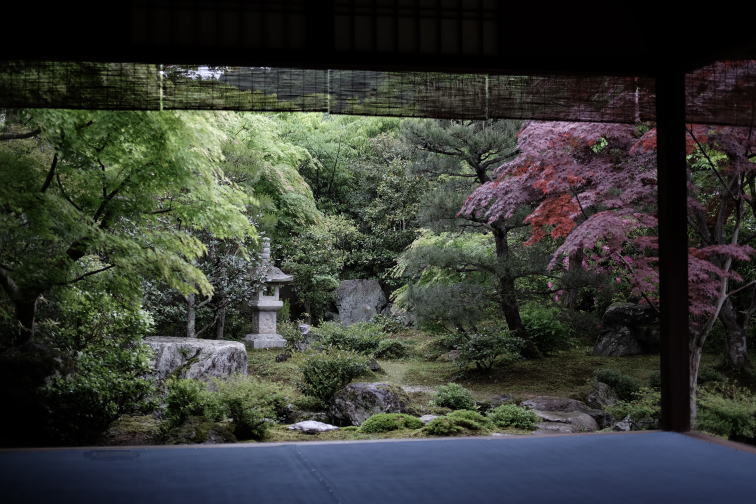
{"left": 689, "top": 341, "right": 703, "bottom": 425}
{"left": 186, "top": 293, "right": 196, "bottom": 339}
{"left": 13, "top": 297, "right": 38, "bottom": 345}
{"left": 719, "top": 297, "right": 750, "bottom": 370}
{"left": 492, "top": 225, "right": 538, "bottom": 357}
{"left": 564, "top": 249, "right": 583, "bottom": 310}
{"left": 215, "top": 306, "right": 226, "bottom": 340}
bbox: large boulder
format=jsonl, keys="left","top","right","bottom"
{"left": 330, "top": 382, "right": 414, "bottom": 426}
{"left": 584, "top": 381, "right": 619, "bottom": 410}
{"left": 520, "top": 396, "right": 603, "bottom": 432}
{"left": 335, "top": 279, "right": 387, "bottom": 325}
{"left": 145, "top": 336, "right": 247, "bottom": 381}
{"left": 593, "top": 303, "right": 659, "bottom": 357}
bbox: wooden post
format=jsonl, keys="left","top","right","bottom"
{"left": 656, "top": 69, "right": 691, "bottom": 432}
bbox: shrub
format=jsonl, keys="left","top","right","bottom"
{"left": 298, "top": 350, "right": 370, "bottom": 404}
{"left": 166, "top": 376, "right": 290, "bottom": 440}
{"left": 360, "top": 413, "right": 423, "bottom": 433}
{"left": 35, "top": 280, "right": 157, "bottom": 444}
{"left": 280, "top": 320, "right": 309, "bottom": 352}
{"left": 486, "top": 404, "right": 539, "bottom": 430}
{"left": 370, "top": 314, "right": 405, "bottom": 334}
{"left": 165, "top": 378, "right": 210, "bottom": 427}
{"left": 696, "top": 382, "right": 756, "bottom": 442}
{"left": 455, "top": 328, "right": 522, "bottom": 372}
{"left": 314, "top": 321, "right": 385, "bottom": 355}
{"left": 697, "top": 366, "right": 726, "bottom": 385}
{"left": 209, "top": 376, "right": 291, "bottom": 440}
{"left": 446, "top": 410, "right": 491, "bottom": 430}
{"left": 224, "top": 397, "right": 269, "bottom": 440}
{"left": 423, "top": 417, "right": 463, "bottom": 436}
{"left": 374, "top": 339, "right": 408, "bottom": 359}
{"left": 648, "top": 370, "right": 661, "bottom": 390}
{"left": 607, "top": 388, "right": 660, "bottom": 428}
{"left": 520, "top": 303, "right": 574, "bottom": 355}
{"left": 41, "top": 337, "right": 157, "bottom": 444}
{"left": 433, "top": 383, "right": 476, "bottom": 410}
{"left": 593, "top": 368, "right": 641, "bottom": 401}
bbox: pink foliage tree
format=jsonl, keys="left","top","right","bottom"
{"left": 461, "top": 120, "right": 755, "bottom": 412}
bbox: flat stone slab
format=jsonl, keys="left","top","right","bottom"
{"left": 287, "top": 421, "right": 339, "bottom": 434}
{"left": 145, "top": 337, "right": 247, "bottom": 381}
{"left": 244, "top": 334, "right": 286, "bottom": 349}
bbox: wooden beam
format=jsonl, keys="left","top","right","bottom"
{"left": 656, "top": 69, "right": 691, "bottom": 432}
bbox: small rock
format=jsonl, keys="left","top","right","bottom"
{"left": 521, "top": 396, "right": 599, "bottom": 433}
{"left": 287, "top": 421, "right": 339, "bottom": 434}
{"left": 585, "top": 381, "right": 619, "bottom": 409}
{"left": 368, "top": 359, "right": 383, "bottom": 372}
{"left": 330, "top": 382, "right": 414, "bottom": 426}
{"left": 476, "top": 394, "right": 514, "bottom": 413}
{"left": 401, "top": 385, "right": 437, "bottom": 394}
{"left": 419, "top": 415, "right": 440, "bottom": 424}
{"left": 532, "top": 410, "right": 598, "bottom": 432}
{"left": 613, "top": 416, "right": 633, "bottom": 432}
{"left": 275, "top": 352, "right": 291, "bottom": 362}
{"left": 437, "top": 350, "right": 461, "bottom": 362}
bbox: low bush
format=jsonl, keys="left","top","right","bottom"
{"left": 433, "top": 383, "right": 476, "bottom": 411}
{"left": 446, "top": 410, "right": 491, "bottom": 430}
{"left": 423, "top": 417, "right": 463, "bottom": 436}
{"left": 606, "top": 387, "right": 660, "bottom": 428}
{"left": 209, "top": 376, "right": 290, "bottom": 440}
{"left": 279, "top": 320, "right": 309, "bottom": 351}
{"left": 696, "top": 382, "right": 756, "bottom": 442}
{"left": 697, "top": 366, "right": 727, "bottom": 385}
{"left": 374, "top": 339, "right": 408, "bottom": 359}
{"left": 314, "top": 321, "right": 385, "bottom": 355}
{"left": 520, "top": 302, "right": 574, "bottom": 355}
{"left": 360, "top": 413, "right": 423, "bottom": 433}
{"left": 166, "top": 376, "right": 291, "bottom": 440}
{"left": 165, "top": 378, "right": 209, "bottom": 427}
{"left": 298, "top": 350, "right": 370, "bottom": 404}
{"left": 370, "top": 314, "right": 405, "bottom": 334}
{"left": 647, "top": 370, "right": 661, "bottom": 390}
{"left": 593, "top": 368, "right": 641, "bottom": 401}
{"left": 486, "top": 404, "right": 539, "bottom": 430}
{"left": 457, "top": 329, "right": 522, "bottom": 373}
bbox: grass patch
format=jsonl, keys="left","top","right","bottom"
{"left": 377, "top": 348, "right": 660, "bottom": 401}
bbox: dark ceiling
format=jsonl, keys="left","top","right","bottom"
{"left": 4, "top": 1, "right": 754, "bottom": 76}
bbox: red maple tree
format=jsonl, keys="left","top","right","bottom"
{"left": 461, "top": 119, "right": 755, "bottom": 407}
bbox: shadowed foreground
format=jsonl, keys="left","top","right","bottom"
{"left": 2, "top": 432, "right": 755, "bottom": 504}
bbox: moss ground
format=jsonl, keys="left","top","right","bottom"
{"left": 245, "top": 338, "right": 749, "bottom": 444}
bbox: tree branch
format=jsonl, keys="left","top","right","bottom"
{"left": 0, "top": 128, "right": 41, "bottom": 141}
{"left": 726, "top": 280, "right": 756, "bottom": 300}
{"left": 40, "top": 153, "right": 58, "bottom": 192}
{"left": 56, "top": 171, "right": 83, "bottom": 212}
{"left": 54, "top": 264, "right": 116, "bottom": 286}
{"left": 686, "top": 126, "right": 739, "bottom": 202}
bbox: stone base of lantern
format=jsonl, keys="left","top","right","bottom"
{"left": 244, "top": 333, "right": 287, "bottom": 349}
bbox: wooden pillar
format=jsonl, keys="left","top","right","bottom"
{"left": 656, "top": 69, "right": 691, "bottom": 432}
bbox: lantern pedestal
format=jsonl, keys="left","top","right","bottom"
{"left": 244, "top": 238, "right": 292, "bottom": 350}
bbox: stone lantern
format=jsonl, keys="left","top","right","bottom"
{"left": 244, "top": 238, "right": 293, "bottom": 349}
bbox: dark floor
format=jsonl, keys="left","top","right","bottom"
{"left": 2, "top": 432, "right": 755, "bottom": 504}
